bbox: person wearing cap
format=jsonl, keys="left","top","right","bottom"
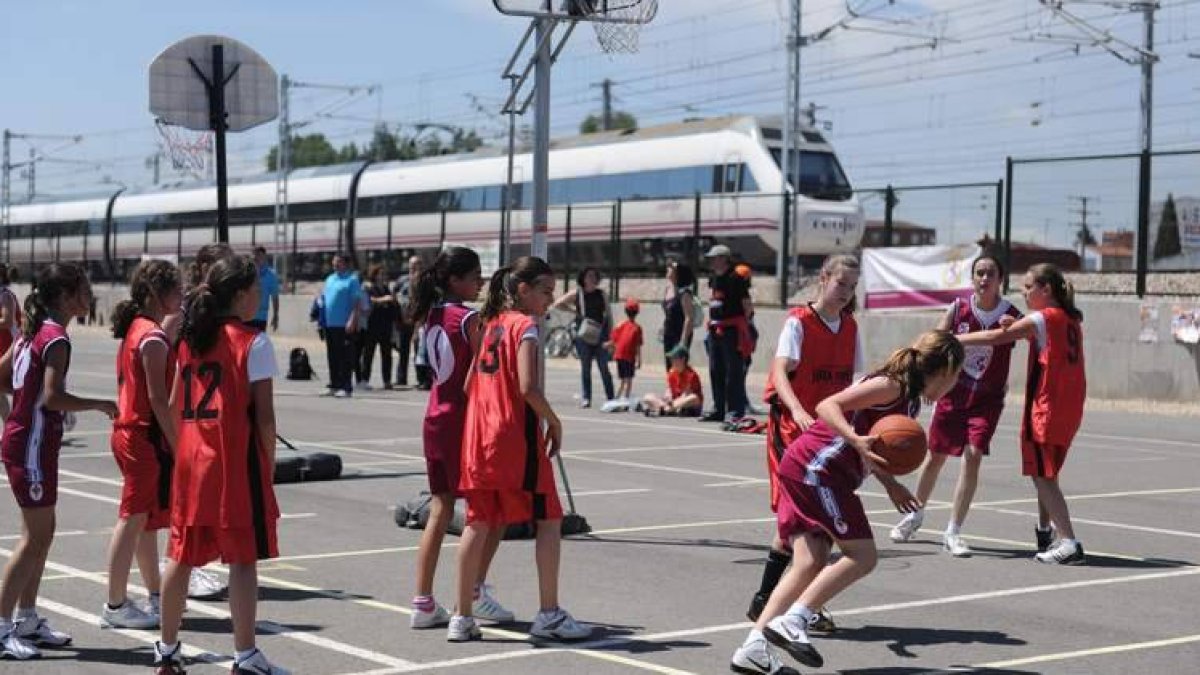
{"left": 606, "top": 298, "right": 644, "bottom": 403}
{"left": 639, "top": 345, "right": 703, "bottom": 417}
{"left": 702, "top": 244, "right": 753, "bottom": 422}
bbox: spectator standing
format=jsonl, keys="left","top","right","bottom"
{"left": 552, "top": 268, "right": 614, "bottom": 408}
{"left": 320, "top": 253, "right": 362, "bottom": 398}
{"left": 360, "top": 264, "right": 398, "bottom": 390}
{"left": 661, "top": 261, "right": 696, "bottom": 369}
{"left": 249, "top": 247, "right": 279, "bottom": 332}
{"left": 702, "top": 244, "right": 753, "bottom": 423}
{"left": 393, "top": 256, "right": 428, "bottom": 388}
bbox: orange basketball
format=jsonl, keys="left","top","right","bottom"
{"left": 869, "top": 415, "right": 927, "bottom": 476}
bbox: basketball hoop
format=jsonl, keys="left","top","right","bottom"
{"left": 154, "top": 119, "right": 213, "bottom": 177}
{"left": 585, "top": 0, "right": 658, "bottom": 53}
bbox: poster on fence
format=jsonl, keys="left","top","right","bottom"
{"left": 1171, "top": 306, "right": 1200, "bottom": 345}
{"left": 862, "top": 244, "right": 982, "bottom": 310}
{"left": 443, "top": 240, "right": 500, "bottom": 278}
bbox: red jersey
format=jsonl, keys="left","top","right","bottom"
{"left": 115, "top": 316, "right": 171, "bottom": 430}
{"left": 941, "top": 297, "right": 1022, "bottom": 409}
{"left": 667, "top": 366, "right": 703, "bottom": 403}
{"left": 172, "top": 321, "right": 279, "bottom": 529}
{"left": 764, "top": 306, "right": 857, "bottom": 413}
{"left": 1023, "top": 308, "right": 1086, "bottom": 446}
{"left": 610, "top": 320, "right": 643, "bottom": 362}
{"left": 1, "top": 320, "right": 69, "bottom": 471}
{"left": 0, "top": 286, "right": 21, "bottom": 357}
{"left": 461, "top": 312, "right": 553, "bottom": 493}
{"left": 422, "top": 303, "right": 477, "bottom": 451}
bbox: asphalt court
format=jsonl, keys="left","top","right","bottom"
{"left": 0, "top": 328, "right": 1197, "bottom": 673}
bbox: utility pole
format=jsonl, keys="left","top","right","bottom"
{"left": 1, "top": 131, "right": 10, "bottom": 238}
{"left": 599, "top": 78, "right": 614, "bottom": 130}
{"left": 27, "top": 148, "right": 35, "bottom": 201}
{"left": 532, "top": 16, "right": 552, "bottom": 260}
{"left": 1135, "top": 1, "right": 1155, "bottom": 296}
{"left": 779, "top": 0, "right": 802, "bottom": 306}
{"left": 1069, "top": 195, "right": 1099, "bottom": 262}
{"left": 274, "top": 73, "right": 291, "bottom": 282}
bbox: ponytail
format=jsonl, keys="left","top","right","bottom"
{"left": 112, "top": 259, "right": 181, "bottom": 339}
{"left": 1028, "top": 263, "right": 1083, "bottom": 322}
{"left": 110, "top": 300, "right": 139, "bottom": 340}
{"left": 185, "top": 243, "right": 233, "bottom": 291}
{"left": 480, "top": 267, "right": 512, "bottom": 322}
{"left": 872, "top": 329, "right": 964, "bottom": 402}
{"left": 410, "top": 246, "right": 482, "bottom": 324}
{"left": 179, "top": 255, "right": 257, "bottom": 354}
{"left": 479, "top": 256, "right": 554, "bottom": 321}
{"left": 24, "top": 262, "right": 88, "bottom": 339}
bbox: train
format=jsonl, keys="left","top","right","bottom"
{"left": 4, "top": 115, "right": 864, "bottom": 280}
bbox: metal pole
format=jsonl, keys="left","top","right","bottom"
{"left": 1135, "top": 2, "right": 1155, "bottom": 298}
{"left": 993, "top": 180, "right": 1003, "bottom": 247}
{"left": 778, "top": 0, "right": 801, "bottom": 312}
{"left": 1, "top": 131, "right": 10, "bottom": 252}
{"left": 614, "top": 198, "right": 623, "bottom": 301}
{"left": 883, "top": 185, "right": 896, "bottom": 247}
{"left": 1003, "top": 157, "right": 1014, "bottom": 292}
{"left": 564, "top": 204, "right": 573, "bottom": 292}
{"left": 211, "top": 44, "right": 230, "bottom": 243}
{"left": 601, "top": 78, "right": 613, "bottom": 131}
{"left": 27, "top": 148, "right": 34, "bottom": 202}
{"left": 502, "top": 74, "right": 518, "bottom": 267}
{"left": 531, "top": 17, "right": 552, "bottom": 261}
{"left": 779, "top": 191, "right": 790, "bottom": 307}
{"left": 693, "top": 192, "right": 702, "bottom": 272}
{"left": 274, "top": 74, "right": 290, "bottom": 281}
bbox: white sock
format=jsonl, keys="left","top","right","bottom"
{"left": 1058, "top": 537, "right": 1078, "bottom": 547}
{"left": 785, "top": 603, "right": 815, "bottom": 625}
{"left": 945, "top": 522, "right": 960, "bottom": 536}
{"left": 235, "top": 647, "right": 258, "bottom": 663}
{"left": 14, "top": 607, "right": 36, "bottom": 621}
{"left": 744, "top": 628, "right": 764, "bottom": 646}
{"left": 157, "top": 640, "right": 180, "bottom": 655}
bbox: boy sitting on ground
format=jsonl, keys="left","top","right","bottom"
{"left": 640, "top": 345, "right": 704, "bottom": 417}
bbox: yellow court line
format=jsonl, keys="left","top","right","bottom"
{"left": 973, "top": 633, "right": 1200, "bottom": 669}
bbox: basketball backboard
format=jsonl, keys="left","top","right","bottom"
{"left": 149, "top": 35, "right": 278, "bottom": 132}
{"left": 493, "top": 0, "right": 657, "bottom": 24}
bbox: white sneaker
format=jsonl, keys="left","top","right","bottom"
{"left": 731, "top": 637, "right": 792, "bottom": 675}
{"left": 145, "top": 593, "right": 161, "bottom": 618}
{"left": 153, "top": 640, "right": 185, "bottom": 674}
{"left": 355, "top": 382, "right": 372, "bottom": 392}
{"left": 333, "top": 390, "right": 350, "bottom": 399}
{"left": 530, "top": 607, "right": 592, "bottom": 641}
{"left": 15, "top": 615, "right": 71, "bottom": 646}
{"left": 0, "top": 627, "right": 39, "bottom": 660}
{"left": 472, "top": 584, "right": 515, "bottom": 624}
{"left": 187, "top": 566, "right": 228, "bottom": 599}
{"left": 1035, "top": 539, "right": 1086, "bottom": 565}
{"left": 889, "top": 511, "right": 924, "bottom": 543}
{"left": 100, "top": 600, "right": 159, "bottom": 629}
{"left": 943, "top": 532, "right": 972, "bottom": 558}
{"left": 410, "top": 603, "right": 450, "bottom": 629}
{"left": 232, "top": 647, "right": 291, "bottom": 674}
{"left": 446, "top": 615, "right": 482, "bottom": 642}
{"left": 763, "top": 614, "right": 823, "bottom": 668}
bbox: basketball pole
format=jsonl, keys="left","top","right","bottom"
{"left": 531, "top": 15, "right": 551, "bottom": 261}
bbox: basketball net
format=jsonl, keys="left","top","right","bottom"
{"left": 154, "top": 119, "right": 213, "bottom": 178}
{"left": 589, "top": 0, "right": 657, "bottom": 53}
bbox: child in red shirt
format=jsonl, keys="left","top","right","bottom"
{"left": 606, "top": 299, "right": 643, "bottom": 402}
{"left": 640, "top": 345, "right": 702, "bottom": 416}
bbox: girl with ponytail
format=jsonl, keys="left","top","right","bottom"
{"left": 957, "top": 262, "right": 1087, "bottom": 566}
{"left": 162, "top": 243, "right": 234, "bottom": 344}
{"left": 0, "top": 263, "right": 21, "bottom": 422}
{"left": 406, "top": 247, "right": 512, "bottom": 629}
{"left": 0, "top": 263, "right": 116, "bottom": 660}
{"left": 451, "top": 257, "right": 592, "bottom": 643}
{"left": 732, "top": 330, "right": 963, "bottom": 675}
{"left": 103, "top": 260, "right": 183, "bottom": 631}
{"left": 156, "top": 255, "right": 288, "bottom": 674}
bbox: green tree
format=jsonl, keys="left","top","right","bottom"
{"left": 580, "top": 111, "right": 637, "bottom": 134}
{"left": 1153, "top": 192, "right": 1183, "bottom": 260}
{"left": 266, "top": 133, "right": 339, "bottom": 170}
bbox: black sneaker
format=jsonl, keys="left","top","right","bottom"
{"left": 747, "top": 592, "right": 768, "bottom": 622}
{"left": 699, "top": 411, "right": 724, "bottom": 423}
{"left": 808, "top": 607, "right": 836, "bottom": 633}
{"left": 1035, "top": 526, "right": 1055, "bottom": 553}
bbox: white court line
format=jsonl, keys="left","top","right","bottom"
{"left": 974, "top": 486, "right": 1200, "bottom": 507}
{"left": 59, "top": 451, "right": 117, "bottom": 459}
{"left": 0, "top": 529, "right": 89, "bottom": 542}
{"left": 290, "top": 439, "right": 424, "bottom": 461}
{"left": 569, "top": 454, "right": 760, "bottom": 482}
{"left": 704, "top": 478, "right": 769, "bottom": 488}
{"left": 981, "top": 506, "right": 1200, "bottom": 540}
{"left": 569, "top": 488, "right": 654, "bottom": 497}
{"left": 564, "top": 439, "right": 761, "bottom": 457}
{"left": 995, "top": 423, "right": 1196, "bottom": 449}
{"left": 969, "top": 633, "right": 1200, "bottom": 669}
{"left": 870, "top": 522, "right": 1152, "bottom": 563}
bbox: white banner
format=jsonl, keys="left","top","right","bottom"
{"left": 862, "top": 244, "right": 982, "bottom": 310}
{"left": 442, "top": 240, "right": 500, "bottom": 279}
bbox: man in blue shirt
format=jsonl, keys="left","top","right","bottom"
{"left": 250, "top": 246, "right": 280, "bottom": 332}
{"left": 320, "top": 253, "right": 362, "bottom": 397}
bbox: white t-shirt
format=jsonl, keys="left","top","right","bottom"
{"left": 1027, "top": 310, "right": 1048, "bottom": 354}
{"left": 774, "top": 313, "right": 865, "bottom": 374}
{"left": 521, "top": 323, "right": 540, "bottom": 344}
{"left": 248, "top": 332, "right": 278, "bottom": 383}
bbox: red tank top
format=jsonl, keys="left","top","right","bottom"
{"left": 1, "top": 320, "right": 69, "bottom": 469}
{"left": 461, "top": 312, "right": 552, "bottom": 492}
{"left": 1024, "top": 308, "right": 1086, "bottom": 446}
{"left": 943, "top": 297, "right": 1022, "bottom": 408}
{"left": 422, "top": 303, "right": 477, "bottom": 422}
{"left": 114, "top": 316, "right": 171, "bottom": 430}
{"left": 764, "top": 306, "right": 857, "bottom": 413}
{"left": 172, "top": 321, "right": 279, "bottom": 528}
{"left": 0, "top": 287, "right": 23, "bottom": 356}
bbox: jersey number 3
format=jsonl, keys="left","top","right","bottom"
{"left": 478, "top": 327, "right": 504, "bottom": 375}
{"left": 181, "top": 362, "right": 222, "bottom": 420}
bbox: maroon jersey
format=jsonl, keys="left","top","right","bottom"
{"left": 1, "top": 320, "right": 70, "bottom": 476}
{"left": 422, "top": 303, "right": 477, "bottom": 462}
{"left": 777, "top": 378, "right": 920, "bottom": 491}
{"left": 942, "top": 297, "right": 1022, "bottom": 409}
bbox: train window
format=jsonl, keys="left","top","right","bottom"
{"left": 724, "top": 164, "right": 740, "bottom": 192}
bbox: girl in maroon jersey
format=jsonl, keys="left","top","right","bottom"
{"left": 0, "top": 263, "right": 117, "bottom": 660}
{"left": 731, "top": 331, "right": 963, "bottom": 675}
{"left": 102, "top": 260, "right": 183, "bottom": 630}
{"left": 891, "top": 254, "right": 1022, "bottom": 557}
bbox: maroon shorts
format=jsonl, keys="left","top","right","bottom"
{"left": 423, "top": 414, "right": 463, "bottom": 495}
{"left": 167, "top": 522, "right": 279, "bottom": 567}
{"left": 928, "top": 402, "right": 1003, "bottom": 456}
{"left": 111, "top": 428, "right": 172, "bottom": 530}
{"left": 4, "top": 458, "right": 58, "bottom": 509}
{"left": 1021, "top": 439, "right": 1070, "bottom": 479}
{"left": 464, "top": 489, "right": 563, "bottom": 527}
{"left": 776, "top": 474, "right": 871, "bottom": 543}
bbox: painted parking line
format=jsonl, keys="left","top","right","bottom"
{"left": 569, "top": 454, "right": 761, "bottom": 482}
{"left": 980, "top": 506, "right": 1200, "bottom": 540}
{"left": 967, "top": 633, "right": 1200, "bottom": 669}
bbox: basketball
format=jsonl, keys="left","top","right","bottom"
{"left": 869, "top": 415, "right": 927, "bottom": 476}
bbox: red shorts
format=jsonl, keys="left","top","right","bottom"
{"left": 111, "top": 428, "right": 172, "bottom": 530}
{"left": 4, "top": 458, "right": 58, "bottom": 509}
{"left": 1021, "top": 439, "right": 1070, "bottom": 479}
{"left": 167, "top": 522, "right": 278, "bottom": 567}
{"left": 766, "top": 404, "right": 802, "bottom": 513}
{"left": 464, "top": 489, "right": 563, "bottom": 527}
{"left": 928, "top": 402, "right": 1004, "bottom": 456}
{"left": 776, "top": 474, "right": 872, "bottom": 543}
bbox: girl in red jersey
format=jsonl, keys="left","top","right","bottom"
{"left": 0, "top": 263, "right": 117, "bottom": 661}
{"left": 102, "top": 260, "right": 183, "bottom": 630}
{"left": 449, "top": 257, "right": 591, "bottom": 643}
{"left": 0, "top": 263, "right": 22, "bottom": 422}
{"left": 956, "top": 263, "right": 1087, "bottom": 565}
{"left": 891, "top": 254, "right": 1023, "bottom": 557}
{"left": 748, "top": 254, "right": 861, "bottom": 628}
{"left": 731, "top": 331, "right": 963, "bottom": 675}
{"left": 407, "top": 247, "right": 515, "bottom": 629}
{"left": 154, "top": 256, "right": 287, "bottom": 675}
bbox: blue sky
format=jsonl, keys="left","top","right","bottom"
{"left": 3, "top": 0, "right": 1199, "bottom": 250}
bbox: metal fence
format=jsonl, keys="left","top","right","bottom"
{"left": 853, "top": 181, "right": 1004, "bottom": 250}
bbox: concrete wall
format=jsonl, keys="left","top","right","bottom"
{"left": 51, "top": 283, "right": 1200, "bottom": 403}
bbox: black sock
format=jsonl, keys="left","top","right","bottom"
{"left": 757, "top": 549, "right": 792, "bottom": 597}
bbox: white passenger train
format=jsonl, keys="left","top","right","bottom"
{"left": 5, "top": 115, "right": 863, "bottom": 279}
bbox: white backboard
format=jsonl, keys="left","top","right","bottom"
{"left": 149, "top": 35, "right": 278, "bottom": 133}
{"left": 493, "top": 0, "right": 657, "bottom": 24}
